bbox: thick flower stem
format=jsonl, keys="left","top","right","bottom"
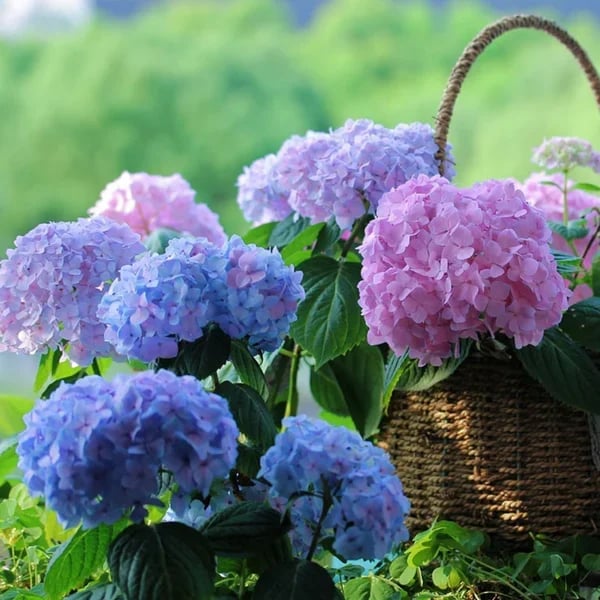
{"left": 306, "top": 485, "right": 333, "bottom": 562}
{"left": 340, "top": 209, "right": 371, "bottom": 259}
{"left": 284, "top": 344, "right": 301, "bottom": 418}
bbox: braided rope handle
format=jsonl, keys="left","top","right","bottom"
{"left": 434, "top": 14, "right": 600, "bottom": 176}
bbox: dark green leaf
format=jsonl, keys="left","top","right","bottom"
{"left": 144, "top": 228, "right": 180, "bottom": 254}
{"left": 229, "top": 340, "right": 268, "bottom": 398}
{"left": 548, "top": 219, "right": 589, "bottom": 241}
{"left": 395, "top": 341, "right": 472, "bottom": 392}
{"left": 65, "top": 583, "right": 124, "bottom": 600}
{"left": 243, "top": 222, "right": 276, "bottom": 247}
{"left": 108, "top": 522, "right": 215, "bottom": 600}
{"left": 235, "top": 443, "right": 261, "bottom": 478}
{"left": 313, "top": 218, "right": 341, "bottom": 254}
{"left": 592, "top": 252, "right": 600, "bottom": 297}
{"left": 343, "top": 576, "right": 399, "bottom": 600}
{"left": 216, "top": 382, "right": 277, "bottom": 451}
{"left": 311, "top": 342, "right": 384, "bottom": 438}
{"left": 253, "top": 559, "right": 337, "bottom": 600}
{"left": 560, "top": 297, "right": 600, "bottom": 351}
{"left": 290, "top": 256, "right": 366, "bottom": 368}
{"left": 280, "top": 222, "right": 324, "bottom": 262}
{"left": 582, "top": 553, "right": 600, "bottom": 571}
{"left": 269, "top": 214, "right": 311, "bottom": 247}
{"left": 382, "top": 351, "right": 408, "bottom": 410}
{"left": 515, "top": 327, "right": 600, "bottom": 413}
{"left": 46, "top": 523, "right": 126, "bottom": 600}
{"left": 180, "top": 325, "right": 231, "bottom": 380}
{"left": 199, "top": 502, "right": 290, "bottom": 557}
{"left": 572, "top": 182, "right": 600, "bottom": 193}
{"left": 247, "top": 534, "right": 294, "bottom": 575}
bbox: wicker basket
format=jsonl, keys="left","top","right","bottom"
{"left": 380, "top": 15, "right": 600, "bottom": 551}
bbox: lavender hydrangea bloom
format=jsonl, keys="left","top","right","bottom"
{"left": 236, "top": 155, "right": 293, "bottom": 225}
{"left": 90, "top": 172, "right": 227, "bottom": 245}
{"left": 0, "top": 217, "right": 144, "bottom": 366}
{"left": 98, "top": 237, "right": 226, "bottom": 362}
{"left": 216, "top": 236, "right": 305, "bottom": 352}
{"left": 17, "top": 370, "right": 239, "bottom": 529}
{"left": 532, "top": 137, "right": 600, "bottom": 173}
{"left": 258, "top": 415, "right": 410, "bottom": 560}
{"left": 237, "top": 119, "right": 455, "bottom": 230}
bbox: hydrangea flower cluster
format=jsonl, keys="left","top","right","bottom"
{"left": 517, "top": 172, "right": 599, "bottom": 302}
{"left": 258, "top": 415, "right": 410, "bottom": 560}
{"left": 0, "top": 217, "right": 144, "bottom": 366}
{"left": 90, "top": 171, "right": 227, "bottom": 246}
{"left": 237, "top": 119, "right": 455, "bottom": 230}
{"left": 99, "top": 235, "right": 304, "bottom": 361}
{"left": 532, "top": 136, "right": 600, "bottom": 173}
{"left": 17, "top": 369, "right": 239, "bottom": 529}
{"left": 358, "top": 175, "right": 570, "bottom": 366}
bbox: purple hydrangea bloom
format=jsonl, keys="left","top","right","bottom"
{"left": 236, "top": 155, "right": 293, "bottom": 225}
{"left": 532, "top": 137, "right": 600, "bottom": 173}
{"left": 0, "top": 217, "right": 144, "bottom": 366}
{"left": 17, "top": 370, "right": 239, "bottom": 529}
{"left": 216, "top": 236, "right": 305, "bottom": 353}
{"left": 98, "top": 237, "right": 227, "bottom": 362}
{"left": 258, "top": 415, "right": 410, "bottom": 560}
{"left": 358, "top": 175, "right": 570, "bottom": 366}
{"left": 90, "top": 171, "right": 227, "bottom": 246}
{"left": 237, "top": 119, "right": 455, "bottom": 230}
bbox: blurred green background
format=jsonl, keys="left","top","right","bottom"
{"left": 0, "top": 0, "right": 599, "bottom": 401}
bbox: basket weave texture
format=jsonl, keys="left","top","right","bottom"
{"left": 380, "top": 14, "right": 600, "bottom": 550}
{"left": 381, "top": 355, "right": 600, "bottom": 549}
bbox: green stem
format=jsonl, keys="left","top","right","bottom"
{"left": 562, "top": 170, "right": 570, "bottom": 226}
{"left": 284, "top": 344, "right": 301, "bottom": 418}
{"left": 340, "top": 209, "right": 371, "bottom": 259}
{"left": 306, "top": 483, "right": 333, "bottom": 561}
{"left": 211, "top": 372, "right": 220, "bottom": 390}
{"left": 238, "top": 559, "right": 246, "bottom": 598}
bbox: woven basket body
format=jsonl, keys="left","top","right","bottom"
{"left": 380, "top": 354, "right": 600, "bottom": 550}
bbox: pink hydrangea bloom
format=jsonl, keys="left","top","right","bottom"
{"left": 90, "top": 172, "right": 226, "bottom": 246}
{"left": 358, "top": 175, "right": 569, "bottom": 366}
{"left": 532, "top": 137, "right": 600, "bottom": 173}
{"left": 517, "top": 172, "right": 599, "bottom": 302}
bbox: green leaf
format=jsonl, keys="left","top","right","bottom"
{"left": 280, "top": 222, "right": 324, "bottom": 261}
{"left": 34, "top": 350, "right": 55, "bottom": 392}
{"left": 548, "top": 219, "right": 589, "bottom": 241}
{"left": 431, "top": 566, "right": 449, "bottom": 590}
{"left": 0, "top": 395, "right": 33, "bottom": 437}
{"left": 560, "top": 297, "right": 600, "bottom": 351}
{"left": 65, "top": 584, "right": 124, "bottom": 600}
{"left": 242, "top": 222, "right": 276, "bottom": 247}
{"left": 515, "top": 327, "right": 600, "bottom": 413}
{"left": 235, "top": 443, "right": 261, "bottom": 478}
{"left": 382, "top": 351, "right": 408, "bottom": 410}
{"left": 395, "top": 341, "right": 472, "bottom": 392}
{"left": 108, "top": 522, "right": 215, "bottom": 600}
{"left": 310, "top": 342, "right": 384, "bottom": 438}
{"left": 200, "top": 502, "right": 290, "bottom": 558}
{"left": 572, "top": 182, "right": 600, "bottom": 193}
{"left": 45, "top": 522, "right": 127, "bottom": 600}
{"left": 582, "top": 553, "right": 600, "bottom": 571}
{"left": 0, "top": 437, "right": 18, "bottom": 483}
{"left": 178, "top": 325, "right": 231, "bottom": 379}
{"left": 229, "top": 340, "right": 268, "bottom": 398}
{"left": 253, "top": 559, "right": 337, "bottom": 600}
{"left": 313, "top": 218, "right": 341, "bottom": 254}
{"left": 144, "top": 228, "right": 180, "bottom": 254}
{"left": 592, "top": 252, "right": 600, "bottom": 297}
{"left": 247, "top": 534, "right": 294, "bottom": 575}
{"left": 344, "top": 576, "right": 398, "bottom": 600}
{"left": 269, "top": 214, "right": 312, "bottom": 247}
{"left": 216, "top": 382, "right": 277, "bottom": 451}
{"left": 552, "top": 250, "right": 582, "bottom": 275}
{"left": 290, "top": 256, "right": 366, "bottom": 368}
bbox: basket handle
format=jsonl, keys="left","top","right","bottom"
{"left": 434, "top": 14, "right": 600, "bottom": 176}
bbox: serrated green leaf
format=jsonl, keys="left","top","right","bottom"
{"left": 144, "top": 228, "right": 180, "bottom": 254}
{"left": 200, "top": 502, "right": 290, "bottom": 558}
{"left": 216, "top": 382, "right": 277, "bottom": 451}
{"left": 65, "top": 583, "right": 123, "bottom": 600}
{"left": 310, "top": 342, "right": 383, "bottom": 438}
{"left": 242, "top": 222, "right": 276, "bottom": 247}
{"left": 290, "top": 256, "right": 366, "bottom": 368}
{"left": 515, "top": 327, "right": 600, "bottom": 413}
{"left": 344, "top": 576, "right": 398, "bottom": 600}
{"left": 269, "top": 214, "right": 312, "bottom": 247}
{"left": 45, "top": 522, "right": 127, "bottom": 600}
{"left": 395, "top": 341, "right": 471, "bottom": 392}
{"left": 108, "top": 522, "right": 215, "bottom": 600}
{"left": 560, "top": 297, "right": 600, "bottom": 351}
{"left": 178, "top": 325, "right": 231, "bottom": 379}
{"left": 253, "top": 559, "right": 337, "bottom": 600}
{"left": 229, "top": 340, "right": 268, "bottom": 398}
{"left": 548, "top": 219, "right": 589, "bottom": 241}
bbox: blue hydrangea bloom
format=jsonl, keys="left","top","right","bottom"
{"left": 216, "top": 236, "right": 305, "bottom": 353}
{"left": 98, "top": 237, "right": 226, "bottom": 362}
{"left": 0, "top": 217, "right": 144, "bottom": 366}
{"left": 258, "top": 415, "right": 410, "bottom": 560}
{"left": 237, "top": 119, "right": 455, "bottom": 230}
{"left": 17, "top": 370, "right": 239, "bottom": 529}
